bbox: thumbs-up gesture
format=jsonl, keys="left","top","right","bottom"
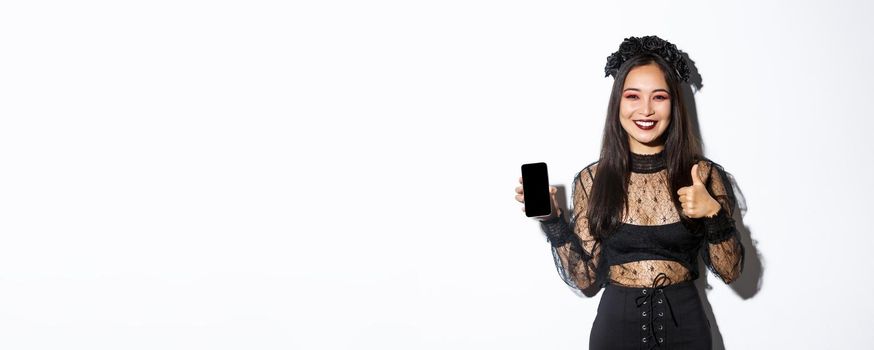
{"left": 676, "top": 163, "right": 721, "bottom": 219}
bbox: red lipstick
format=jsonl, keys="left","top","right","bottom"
{"left": 634, "top": 119, "right": 657, "bottom": 130}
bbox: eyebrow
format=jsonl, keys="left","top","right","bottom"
{"left": 623, "top": 88, "right": 670, "bottom": 94}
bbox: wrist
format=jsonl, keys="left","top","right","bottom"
{"left": 539, "top": 212, "right": 571, "bottom": 247}
{"left": 537, "top": 208, "right": 562, "bottom": 222}
{"left": 703, "top": 200, "right": 721, "bottom": 218}
{"left": 699, "top": 206, "right": 734, "bottom": 244}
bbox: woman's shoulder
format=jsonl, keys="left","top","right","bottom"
{"left": 574, "top": 159, "right": 601, "bottom": 183}
{"left": 694, "top": 156, "right": 739, "bottom": 210}
{"left": 694, "top": 157, "right": 730, "bottom": 173}
{"left": 693, "top": 156, "right": 733, "bottom": 187}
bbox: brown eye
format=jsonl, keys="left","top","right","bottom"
{"left": 625, "top": 95, "right": 639, "bottom": 100}
{"left": 655, "top": 95, "right": 669, "bottom": 101}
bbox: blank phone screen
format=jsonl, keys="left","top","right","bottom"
{"left": 521, "top": 162, "right": 551, "bottom": 217}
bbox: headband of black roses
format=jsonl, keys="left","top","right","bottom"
{"left": 604, "top": 35, "right": 691, "bottom": 83}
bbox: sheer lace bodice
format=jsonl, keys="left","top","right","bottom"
{"left": 539, "top": 150, "right": 745, "bottom": 291}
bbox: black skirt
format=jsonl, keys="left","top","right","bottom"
{"left": 589, "top": 277, "right": 712, "bottom": 350}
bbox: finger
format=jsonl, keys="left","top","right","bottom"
{"left": 519, "top": 176, "right": 523, "bottom": 184}
{"left": 678, "top": 195, "right": 687, "bottom": 203}
{"left": 677, "top": 186, "right": 689, "bottom": 196}
{"left": 516, "top": 186, "right": 523, "bottom": 194}
{"left": 685, "top": 207, "right": 697, "bottom": 216}
{"left": 516, "top": 194, "right": 524, "bottom": 203}
{"left": 691, "top": 163, "right": 703, "bottom": 186}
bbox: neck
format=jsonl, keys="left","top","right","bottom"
{"left": 629, "top": 143, "right": 665, "bottom": 155}
{"left": 629, "top": 148, "right": 667, "bottom": 173}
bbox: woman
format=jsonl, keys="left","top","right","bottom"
{"left": 514, "top": 36, "right": 745, "bottom": 349}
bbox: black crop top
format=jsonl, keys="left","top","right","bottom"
{"left": 539, "top": 150, "right": 745, "bottom": 291}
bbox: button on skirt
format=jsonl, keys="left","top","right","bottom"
{"left": 589, "top": 280, "right": 712, "bottom": 350}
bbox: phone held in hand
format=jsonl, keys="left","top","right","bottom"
{"left": 521, "top": 162, "right": 552, "bottom": 218}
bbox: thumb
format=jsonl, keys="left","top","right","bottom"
{"left": 549, "top": 187, "right": 561, "bottom": 216}
{"left": 691, "top": 163, "right": 703, "bottom": 186}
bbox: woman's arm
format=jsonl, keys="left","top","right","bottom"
{"left": 540, "top": 166, "right": 601, "bottom": 291}
{"left": 696, "top": 161, "right": 745, "bottom": 284}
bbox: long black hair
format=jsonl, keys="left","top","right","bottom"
{"left": 588, "top": 52, "right": 703, "bottom": 240}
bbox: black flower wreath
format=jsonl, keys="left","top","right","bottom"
{"left": 604, "top": 35, "right": 691, "bottom": 83}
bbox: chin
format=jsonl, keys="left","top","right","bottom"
{"left": 634, "top": 135, "right": 662, "bottom": 144}
{"left": 630, "top": 133, "right": 667, "bottom": 147}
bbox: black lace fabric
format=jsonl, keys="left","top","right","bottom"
{"left": 697, "top": 160, "right": 745, "bottom": 285}
{"left": 540, "top": 169, "right": 601, "bottom": 291}
{"left": 540, "top": 151, "right": 745, "bottom": 291}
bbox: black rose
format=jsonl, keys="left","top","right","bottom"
{"left": 641, "top": 36, "right": 666, "bottom": 51}
{"left": 659, "top": 48, "right": 677, "bottom": 63}
{"left": 675, "top": 59, "right": 690, "bottom": 81}
{"left": 618, "top": 37, "right": 642, "bottom": 59}
{"left": 604, "top": 53, "right": 623, "bottom": 77}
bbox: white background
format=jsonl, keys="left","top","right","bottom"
{"left": 1, "top": 0, "right": 871, "bottom": 349}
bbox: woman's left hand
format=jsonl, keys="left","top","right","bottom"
{"left": 677, "top": 164, "right": 721, "bottom": 219}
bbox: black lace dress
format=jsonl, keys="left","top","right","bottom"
{"left": 538, "top": 150, "right": 744, "bottom": 349}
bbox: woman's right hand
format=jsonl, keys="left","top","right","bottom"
{"left": 515, "top": 176, "right": 561, "bottom": 221}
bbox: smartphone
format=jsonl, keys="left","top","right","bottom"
{"left": 521, "top": 162, "right": 552, "bottom": 217}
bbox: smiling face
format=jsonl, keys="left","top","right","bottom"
{"left": 619, "top": 63, "right": 672, "bottom": 154}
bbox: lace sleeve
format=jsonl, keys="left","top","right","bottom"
{"left": 539, "top": 166, "right": 601, "bottom": 291}
{"left": 696, "top": 160, "right": 745, "bottom": 284}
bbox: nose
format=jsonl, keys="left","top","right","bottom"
{"left": 641, "top": 101, "right": 655, "bottom": 116}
